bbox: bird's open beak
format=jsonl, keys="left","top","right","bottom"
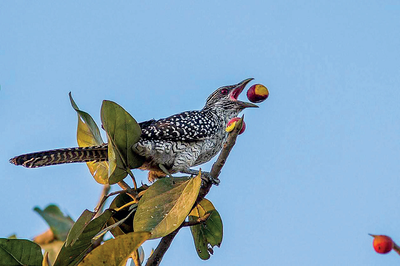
{"left": 229, "top": 78, "right": 259, "bottom": 108}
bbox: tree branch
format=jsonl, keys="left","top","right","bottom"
{"left": 181, "top": 213, "right": 211, "bottom": 227}
{"left": 394, "top": 242, "right": 400, "bottom": 256}
{"left": 145, "top": 117, "right": 244, "bottom": 266}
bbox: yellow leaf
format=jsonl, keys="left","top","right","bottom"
{"left": 78, "top": 232, "right": 151, "bottom": 266}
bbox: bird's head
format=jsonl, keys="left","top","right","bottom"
{"left": 204, "top": 78, "right": 258, "bottom": 114}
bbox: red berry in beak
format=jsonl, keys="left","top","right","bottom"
{"left": 226, "top": 117, "right": 246, "bottom": 134}
{"left": 370, "top": 234, "right": 394, "bottom": 254}
{"left": 247, "top": 84, "right": 269, "bottom": 103}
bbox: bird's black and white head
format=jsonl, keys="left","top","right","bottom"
{"left": 203, "top": 78, "right": 258, "bottom": 119}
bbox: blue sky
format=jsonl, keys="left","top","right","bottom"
{"left": 1, "top": 1, "right": 400, "bottom": 265}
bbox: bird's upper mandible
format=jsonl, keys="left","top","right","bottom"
{"left": 203, "top": 78, "right": 258, "bottom": 111}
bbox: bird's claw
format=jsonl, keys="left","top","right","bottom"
{"left": 181, "top": 168, "right": 220, "bottom": 186}
{"left": 200, "top": 171, "right": 220, "bottom": 186}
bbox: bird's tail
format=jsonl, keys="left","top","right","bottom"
{"left": 10, "top": 145, "right": 108, "bottom": 168}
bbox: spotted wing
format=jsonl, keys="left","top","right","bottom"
{"left": 139, "top": 111, "right": 219, "bottom": 141}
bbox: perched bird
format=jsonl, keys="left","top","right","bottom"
{"left": 10, "top": 78, "right": 258, "bottom": 183}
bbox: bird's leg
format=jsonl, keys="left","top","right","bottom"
{"left": 158, "top": 164, "right": 173, "bottom": 178}
{"left": 181, "top": 168, "right": 220, "bottom": 186}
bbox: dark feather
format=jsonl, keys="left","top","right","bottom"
{"left": 140, "top": 111, "right": 219, "bottom": 141}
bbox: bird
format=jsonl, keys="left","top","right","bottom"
{"left": 10, "top": 78, "right": 258, "bottom": 184}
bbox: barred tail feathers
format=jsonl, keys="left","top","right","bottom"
{"left": 9, "top": 145, "right": 108, "bottom": 168}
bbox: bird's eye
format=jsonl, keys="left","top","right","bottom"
{"left": 220, "top": 88, "right": 229, "bottom": 95}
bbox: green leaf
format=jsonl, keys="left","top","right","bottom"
{"left": 0, "top": 238, "right": 43, "bottom": 266}
{"left": 54, "top": 209, "right": 113, "bottom": 266}
{"left": 69, "top": 92, "right": 104, "bottom": 147}
{"left": 189, "top": 199, "right": 223, "bottom": 260}
{"left": 78, "top": 231, "right": 151, "bottom": 266}
{"left": 34, "top": 205, "right": 75, "bottom": 241}
{"left": 69, "top": 92, "right": 109, "bottom": 184}
{"left": 134, "top": 174, "right": 202, "bottom": 239}
{"left": 101, "top": 100, "right": 144, "bottom": 184}
{"left": 65, "top": 210, "right": 96, "bottom": 247}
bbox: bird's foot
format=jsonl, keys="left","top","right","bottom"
{"left": 181, "top": 168, "right": 220, "bottom": 186}
{"left": 200, "top": 171, "right": 220, "bottom": 186}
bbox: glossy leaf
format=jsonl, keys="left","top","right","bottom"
{"left": 0, "top": 238, "right": 43, "bottom": 266}
{"left": 69, "top": 92, "right": 109, "bottom": 184}
{"left": 101, "top": 100, "right": 144, "bottom": 184}
{"left": 65, "top": 210, "right": 96, "bottom": 247}
{"left": 189, "top": 199, "right": 223, "bottom": 260}
{"left": 134, "top": 174, "right": 202, "bottom": 239}
{"left": 69, "top": 92, "right": 103, "bottom": 146}
{"left": 54, "top": 210, "right": 113, "bottom": 266}
{"left": 78, "top": 231, "right": 151, "bottom": 266}
{"left": 34, "top": 205, "right": 74, "bottom": 241}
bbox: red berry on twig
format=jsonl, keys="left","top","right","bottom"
{"left": 226, "top": 117, "right": 246, "bottom": 135}
{"left": 370, "top": 234, "right": 394, "bottom": 254}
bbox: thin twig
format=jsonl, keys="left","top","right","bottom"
{"left": 114, "top": 201, "right": 136, "bottom": 212}
{"left": 181, "top": 213, "right": 211, "bottom": 227}
{"left": 126, "top": 168, "right": 138, "bottom": 190}
{"left": 145, "top": 116, "right": 244, "bottom": 266}
{"left": 94, "top": 184, "right": 111, "bottom": 218}
{"left": 91, "top": 184, "right": 111, "bottom": 250}
{"left": 94, "top": 188, "right": 132, "bottom": 213}
{"left": 127, "top": 168, "right": 139, "bottom": 190}
{"left": 117, "top": 180, "right": 137, "bottom": 201}
{"left": 393, "top": 242, "right": 400, "bottom": 256}
{"left": 95, "top": 188, "right": 129, "bottom": 210}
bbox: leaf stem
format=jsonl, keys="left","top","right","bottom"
{"left": 181, "top": 213, "right": 211, "bottom": 227}
{"left": 393, "top": 241, "right": 400, "bottom": 256}
{"left": 117, "top": 181, "right": 137, "bottom": 201}
{"left": 114, "top": 201, "right": 137, "bottom": 212}
{"left": 95, "top": 188, "right": 133, "bottom": 213}
{"left": 126, "top": 168, "right": 138, "bottom": 190}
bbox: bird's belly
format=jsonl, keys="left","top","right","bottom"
{"left": 133, "top": 133, "right": 227, "bottom": 171}
{"left": 133, "top": 139, "right": 191, "bottom": 169}
{"left": 193, "top": 135, "right": 226, "bottom": 166}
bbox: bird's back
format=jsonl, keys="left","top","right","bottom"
{"left": 134, "top": 109, "right": 227, "bottom": 172}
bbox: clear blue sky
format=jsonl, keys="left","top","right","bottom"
{"left": 1, "top": 1, "right": 400, "bottom": 265}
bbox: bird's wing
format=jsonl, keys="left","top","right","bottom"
{"left": 139, "top": 119, "right": 156, "bottom": 129}
{"left": 140, "top": 111, "right": 219, "bottom": 141}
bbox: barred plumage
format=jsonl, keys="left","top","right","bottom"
{"left": 10, "top": 145, "right": 108, "bottom": 168}
{"left": 10, "top": 78, "right": 258, "bottom": 182}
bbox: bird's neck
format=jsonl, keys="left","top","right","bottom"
{"left": 201, "top": 107, "right": 241, "bottom": 127}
